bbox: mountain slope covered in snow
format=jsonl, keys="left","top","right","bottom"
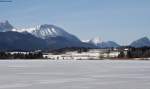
{"left": 14, "top": 24, "right": 80, "bottom": 41}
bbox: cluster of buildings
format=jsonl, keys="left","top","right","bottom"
{"left": 43, "top": 48, "right": 128, "bottom": 60}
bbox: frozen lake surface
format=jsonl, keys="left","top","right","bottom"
{"left": 0, "top": 60, "right": 150, "bottom": 89}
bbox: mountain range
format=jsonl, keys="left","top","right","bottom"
{"left": 0, "top": 21, "right": 95, "bottom": 51}
{"left": 0, "top": 20, "right": 149, "bottom": 51}
{"left": 83, "top": 37, "right": 120, "bottom": 48}
{"left": 84, "top": 37, "right": 150, "bottom": 48}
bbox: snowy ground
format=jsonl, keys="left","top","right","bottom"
{"left": 0, "top": 60, "right": 150, "bottom": 89}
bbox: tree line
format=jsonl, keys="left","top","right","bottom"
{"left": 118, "top": 47, "right": 150, "bottom": 58}
{"left": 0, "top": 52, "right": 43, "bottom": 59}
{"left": 50, "top": 47, "right": 90, "bottom": 54}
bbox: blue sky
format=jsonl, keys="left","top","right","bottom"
{"left": 0, "top": 0, "right": 150, "bottom": 45}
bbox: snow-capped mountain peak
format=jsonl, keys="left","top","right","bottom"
{"left": 30, "top": 24, "right": 77, "bottom": 39}
{"left": 12, "top": 24, "right": 78, "bottom": 40}
{"left": 89, "top": 37, "right": 101, "bottom": 46}
{"left": 84, "top": 37, "right": 120, "bottom": 48}
{"left": 12, "top": 27, "right": 36, "bottom": 33}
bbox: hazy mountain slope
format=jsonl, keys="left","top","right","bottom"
{"left": 130, "top": 37, "right": 150, "bottom": 47}
{"left": 0, "top": 31, "right": 48, "bottom": 51}
{"left": 0, "top": 20, "right": 14, "bottom": 32}
{"left": 84, "top": 37, "right": 120, "bottom": 48}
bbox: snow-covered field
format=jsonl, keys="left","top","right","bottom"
{"left": 0, "top": 60, "right": 150, "bottom": 89}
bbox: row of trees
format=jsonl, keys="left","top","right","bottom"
{"left": 50, "top": 47, "right": 90, "bottom": 54}
{"left": 118, "top": 47, "right": 150, "bottom": 58}
{"left": 0, "top": 52, "right": 43, "bottom": 59}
